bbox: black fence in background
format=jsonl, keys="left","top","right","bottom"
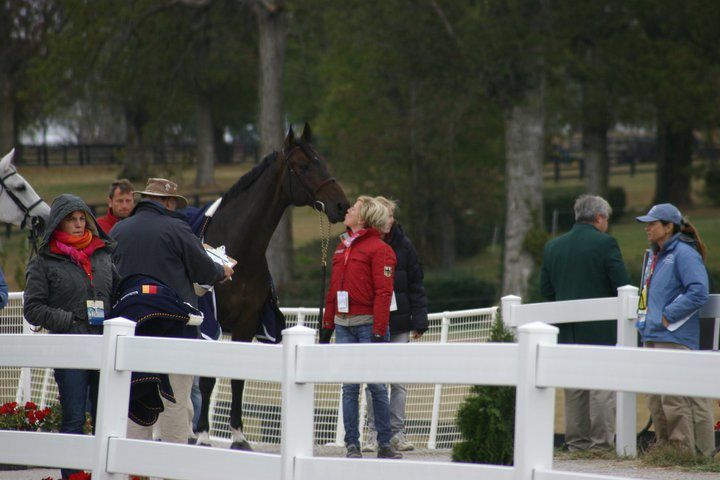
{"left": 13, "top": 143, "right": 256, "bottom": 167}
{"left": 0, "top": 190, "right": 226, "bottom": 239}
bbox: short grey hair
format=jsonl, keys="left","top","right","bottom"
{"left": 574, "top": 194, "right": 612, "bottom": 223}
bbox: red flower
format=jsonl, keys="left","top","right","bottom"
{"left": 68, "top": 472, "right": 91, "bottom": 480}
{"left": 715, "top": 421, "right": 720, "bottom": 431}
{"left": 24, "top": 401, "right": 37, "bottom": 411}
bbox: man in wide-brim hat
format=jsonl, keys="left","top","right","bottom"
{"left": 133, "top": 177, "right": 189, "bottom": 210}
{"left": 110, "top": 176, "right": 232, "bottom": 447}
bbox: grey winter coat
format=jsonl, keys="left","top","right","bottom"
{"left": 24, "top": 194, "right": 117, "bottom": 334}
{"left": 110, "top": 199, "right": 224, "bottom": 307}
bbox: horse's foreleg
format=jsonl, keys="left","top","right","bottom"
{"left": 230, "top": 378, "right": 252, "bottom": 450}
{"left": 196, "top": 376, "right": 216, "bottom": 446}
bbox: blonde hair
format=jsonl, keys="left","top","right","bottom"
{"left": 374, "top": 196, "right": 397, "bottom": 215}
{"left": 356, "top": 195, "right": 390, "bottom": 232}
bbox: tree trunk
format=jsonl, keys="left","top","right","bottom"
{"left": 655, "top": 121, "right": 693, "bottom": 207}
{"left": 122, "top": 105, "right": 149, "bottom": 182}
{"left": 195, "top": 92, "right": 215, "bottom": 187}
{"left": 581, "top": 84, "right": 609, "bottom": 196}
{"left": 257, "top": 0, "right": 292, "bottom": 289}
{"left": 0, "top": 72, "right": 15, "bottom": 153}
{"left": 501, "top": 81, "right": 545, "bottom": 298}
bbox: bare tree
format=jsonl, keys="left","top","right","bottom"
{"left": 256, "top": 0, "right": 293, "bottom": 288}
{"left": 501, "top": 81, "right": 545, "bottom": 298}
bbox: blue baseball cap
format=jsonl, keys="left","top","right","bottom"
{"left": 635, "top": 203, "right": 682, "bottom": 225}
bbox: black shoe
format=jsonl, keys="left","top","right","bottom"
{"left": 377, "top": 444, "right": 402, "bottom": 459}
{"left": 346, "top": 444, "right": 362, "bottom": 458}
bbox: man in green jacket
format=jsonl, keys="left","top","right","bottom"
{"left": 540, "top": 194, "right": 630, "bottom": 452}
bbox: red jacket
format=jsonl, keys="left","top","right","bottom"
{"left": 97, "top": 209, "right": 119, "bottom": 235}
{"left": 322, "top": 228, "right": 397, "bottom": 336}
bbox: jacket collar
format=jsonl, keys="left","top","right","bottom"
{"left": 131, "top": 199, "right": 185, "bottom": 220}
{"left": 571, "top": 222, "right": 600, "bottom": 233}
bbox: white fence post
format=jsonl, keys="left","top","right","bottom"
{"left": 514, "top": 322, "right": 557, "bottom": 480}
{"left": 91, "top": 318, "right": 135, "bottom": 480}
{"left": 427, "top": 313, "right": 450, "bottom": 449}
{"left": 501, "top": 295, "right": 521, "bottom": 328}
{"left": 16, "top": 319, "right": 34, "bottom": 404}
{"left": 281, "top": 325, "right": 316, "bottom": 480}
{"left": 615, "top": 285, "right": 638, "bottom": 457}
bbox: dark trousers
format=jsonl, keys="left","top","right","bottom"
{"left": 54, "top": 368, "right": 99, "bottom": 479}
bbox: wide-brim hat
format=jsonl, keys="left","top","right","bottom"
{"left": 134, "top": 178, "right": 188, "bottom": 209}
{"left": 635, "top": 203, "right": 682, "bottom": 225}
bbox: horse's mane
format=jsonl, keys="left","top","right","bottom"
{"left": 221, "top": 151, "right": 279, "bottom": 202}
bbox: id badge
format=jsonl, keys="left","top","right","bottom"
{"left": 390, "top": 291, "right": 398, "bottom": 312}
{"left": 337, "top": 291, "right": 349, "bottom": 313}
{"left": 87, "top": 300, "right": 105, "bottom": 326}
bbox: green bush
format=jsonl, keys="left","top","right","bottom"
{"left": 424, "top": 272, "right": 497, "bottom": 312}
{"left": 543, "top": 186, "right": 626, "bottom": 232}
{"left": 704, "top": 164, "right": 720, "bottom": 206}
{"left": 452, "top": 312, "right": 515, "bottom": 465}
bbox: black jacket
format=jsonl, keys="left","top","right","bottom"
{"left": 24, "top": 194, "right": 117, "bottom": 334}
{"left": 387, "top": 223, "right": 428, "bottom": 335}
{"left": 110, "top": 199, "right": 224, "bottom": 307}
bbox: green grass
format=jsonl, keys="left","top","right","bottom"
{"left": 640, "top": 443, "right": 720, "bottom": 472}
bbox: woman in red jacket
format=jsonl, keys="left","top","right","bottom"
{"left": 320, "top": 196, "right": 400, "bottom": 459}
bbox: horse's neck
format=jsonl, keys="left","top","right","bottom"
{"left": 209, "top": 163, "right": 290, "bottom": 256}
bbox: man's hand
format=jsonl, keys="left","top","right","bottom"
{"left": 371, "top": 333, "right": 387, "bottom": 343}
{"left": 319, "top": 328, "right": 334, "bottom": 344}
{"left": 221, "top": 264, "right": 234, "bottom": 282}
{"left": 411, "top": 330, "right": 424, "bottom": 340}
{"left": 662, "top": 315, "right": 669, "bottom": 328}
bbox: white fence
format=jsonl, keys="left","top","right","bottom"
{"left": 503, "top": 285, "right": 720, "bottom": 457}
{"left": 1, "top": 313, "right": 719, "bottom": 480}
{"left": 0, "top": 292, "right": 497, "bottom": 449}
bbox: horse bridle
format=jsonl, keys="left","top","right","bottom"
{"left": 284, "top": 144, "right": 337, "bottom": 205}
{"left": 0, "top": 169, "right": 45, "bottom": 229}
{"left": 0, "top": 169, "right": 46, "bottom": 258}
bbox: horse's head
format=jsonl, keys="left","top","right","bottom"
{"left": 282, "top": 124, "right": 349, "bottom": 223}
{"left": 0, "top": 149, "right": 50, "bottom": 231}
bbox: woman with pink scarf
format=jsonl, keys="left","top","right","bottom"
{"left": 24, "top": 194, "right": 116, "bottom": 480}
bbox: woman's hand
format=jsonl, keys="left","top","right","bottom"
{"left": 662, "top": 316, "right": 669, "bottom": 327}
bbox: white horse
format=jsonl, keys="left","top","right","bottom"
{"left": 0, "top": 149, "right": 50, "bottom": 231}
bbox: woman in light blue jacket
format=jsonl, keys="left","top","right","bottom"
{"left": 636, "top": 203, "right": 711, "bottom": 455}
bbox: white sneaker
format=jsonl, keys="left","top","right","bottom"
{"left": 362, "top": 430, "right": 378, "bottom": 452}
{"left": 391, "top": 432, "right": 415, "bottom": 451}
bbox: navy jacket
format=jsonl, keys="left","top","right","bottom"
{"left": 111, "top": 199, "right": 224, "bottom": 308}
{"left": 386, "top": 223, "right": 428, "bottom": 335}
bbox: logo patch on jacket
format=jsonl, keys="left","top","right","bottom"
{"left": 141, "top": 284, "right": 158, "bottom": 294}
{"left": 664, "top": 254, "right": 675, "bottom": 265}
{"left": 384, "top": 266, "right": 393, "bottom": 277}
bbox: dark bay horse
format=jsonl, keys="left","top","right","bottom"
{"left": 196, "top": 124, "right": 349, "bottom": 449}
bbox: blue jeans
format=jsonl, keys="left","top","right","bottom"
{"left": 54, "top": 368, "right": 99, "bottom": 479}
{"left": 335, "top": 324, "right": 393, "bottom": 447}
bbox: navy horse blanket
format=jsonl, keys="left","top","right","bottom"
{"left": 180, "top": 202, "right": 285, "bottom": 343}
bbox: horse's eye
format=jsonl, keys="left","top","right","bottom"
{"left": 15, "top": 184, "right": 26, "bottom": 192}
{"left": 299, "top": 164, "right": 310, "bottom": 173}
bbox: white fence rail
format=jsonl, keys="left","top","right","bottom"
{"left": 1, "top": 316, "right": 719, "bottom": 480}
{"left": 503, "top": 285, "right": 720, "bottom": 457}
{"left": 0, "top": 292, "right": 497, "bottom": 449}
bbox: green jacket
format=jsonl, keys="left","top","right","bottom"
{"left": 540, "top": 223, "right": 630, "bottom": 345}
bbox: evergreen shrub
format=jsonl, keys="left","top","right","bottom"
{"left": 452, "top": 311, "right": 515, "bottom": 465}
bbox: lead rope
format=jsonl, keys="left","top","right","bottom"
{"left": 316, "top": 202, "right": 330, "bottom": 327}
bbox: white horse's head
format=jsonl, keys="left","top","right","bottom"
{"left": 0, "top": 149, "right": 50, "bottom": 229}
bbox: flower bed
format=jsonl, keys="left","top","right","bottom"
{"left": 0, "top": 401, "right": 61, "bottom": 432}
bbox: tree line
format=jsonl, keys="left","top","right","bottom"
{"left": 2, "top": 0, "right": 719, "bottom": 298}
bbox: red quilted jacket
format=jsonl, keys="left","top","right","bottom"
{"left": 322, "top": 228, "right": 397, "bottom": 336}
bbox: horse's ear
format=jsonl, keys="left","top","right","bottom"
{"left": 301, "top": 123, "right": 312, "bottom": 143}
{"left": 0, "top": 149, "right": 14, "bottom": 170}
{"left": 284, "top": 126, "right": 295, "bottom": 149}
